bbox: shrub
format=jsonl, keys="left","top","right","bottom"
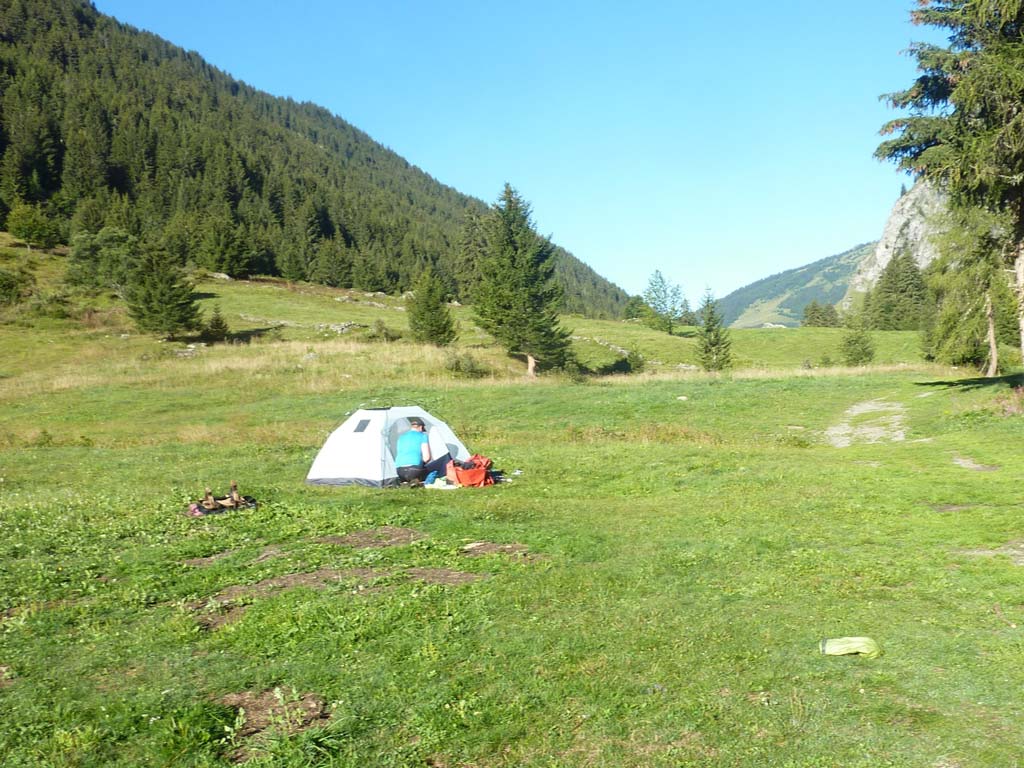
{"left": 0, "top": 267, "right": 33, "bottom": 305}
{"left": 444, "top": 351, "right": 489, "bottom": 378}
{"left": 364, "top": 319, "right": 401, "bottom": 343}
{"left": 840, "top": 326, "right": 876, "bottom": 366}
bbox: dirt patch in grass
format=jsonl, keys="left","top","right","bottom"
{"left": 0, "top": 665, "right": 15, "bottom": 688}
{"left": 191, "top": 568, "right": 390, "bottom": 629}
{"left": 196, "top": 604, "right": 250, "bottom": 631}
{"left": 219, "top": 688, "right": 329, "bottom": 763}
{"left": 407, "top": 567, "right": 485, "bottom": 586}
{"left": 184, "top": 550, "right": 236, "bottom": 567}
{"left": 317, "top": 526, "right": 427, "bottom": 549}
{"left": 931, "top": 504, "right": 973, "bottom": 513}
{"left": 251, "top": 545, "right": 285, "bottom": 564}
{"left": 460, "top": 541, "right": 533, "bottom": 559}
{"left": 960, "top": 542, "right": 1024, "bottom": 566}
{"left": 825, "top": 399, "right": 906, "bottom": 448}
{"left": 952, "top": 455, "right": 1000, "bottom": 472}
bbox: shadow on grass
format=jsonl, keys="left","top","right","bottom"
{"left": 916, "top": 373, "right": 1024, "bottom": 391}
{"left": 226, "top": 327, "right": 280, "bottom": 344}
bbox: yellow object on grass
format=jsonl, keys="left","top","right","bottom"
{"left": 819, "top": 637, "right": 881, "bottom": 659}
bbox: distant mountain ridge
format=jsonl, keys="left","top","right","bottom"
{"left": 719, "top": 242, "right": 875, "bottom": 328}
{"left": 719, "top": 182, "right": 947, "bottom": 327}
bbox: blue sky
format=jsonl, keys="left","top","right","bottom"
{"left": 93, "top": 1, "right": 934, "bottom": 303}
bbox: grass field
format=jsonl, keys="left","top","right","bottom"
{"left": 2, "top": 249, "right": 1024, "bottom": 766}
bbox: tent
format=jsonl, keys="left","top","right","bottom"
{"left": 306, "top": 406, "right": 471, "bottom": 487}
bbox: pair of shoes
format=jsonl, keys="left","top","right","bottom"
{"left": 408, "top": 479, "right": 423, "bottom": 488}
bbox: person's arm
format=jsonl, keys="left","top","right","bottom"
{"left": 420, "top": 436, "right": 431, "bottom": 464}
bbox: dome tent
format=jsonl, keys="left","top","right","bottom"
{"left": 306, "top": 406, "right": 471, "bottom": 487}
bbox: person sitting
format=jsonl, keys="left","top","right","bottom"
{"left": 395, "top": 417, "right": 432, "bottom": 485}
{"left": 395, "top": 417, "right": 454, "bottom": 486}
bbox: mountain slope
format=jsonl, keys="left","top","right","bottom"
{"left": 719, "top": 243, "right": 875, "bottom": 328}
{"left": 0, "top": 0, "right": 627, "bottom": 317}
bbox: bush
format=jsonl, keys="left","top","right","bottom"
{"left": 840, "top": 325, "right": 876, "bottom": 366}
{"left": 444, "top": 351, "right": 490, "bottom": 378}
{"left": 7, "top": 202, "right": 60, "bottom": 249}
{"left": 364, "top": 319, "right": 401, "bottom": 343}
{"left": 0, "top": 267, "right": 33, "bottom": 305}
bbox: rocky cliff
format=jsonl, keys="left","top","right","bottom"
{"left": 842, "top": 181, "right": 947, "bottom": 307}
{"left": 720, "top": 180, "right": 948, "bottom": 326}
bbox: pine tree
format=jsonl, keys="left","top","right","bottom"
{"left": 124, "top": 246, "right": 201, "bottom": 338}
{"left": 802, "top": 300, "right": 824, "bottom": 327}
{"left": 867, "top": 252, "right": 928, "bottom": 330}
{"left": 203, "top": 304, "right": 230, "bottom": 343}
{"left": 820, "top": 304, "right": 840, "bottom": 327}
{"left": 474, "top": 184, "right": 571, "bottom": 375}
{"left": 696, "top": 291, "right": 732, "bottom": 372}
{"left": 407, "top": 266, "right": 457, "bottom": 347}
{"left": 876, "top": 0, "right": 1024, "bottom": 362}
{"left": 643, "top": 270, "right": 684, "bottom": 335}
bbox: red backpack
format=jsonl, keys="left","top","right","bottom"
{"left": 448, "top": 454, "right": 494, "bottom": 487}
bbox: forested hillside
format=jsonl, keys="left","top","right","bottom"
{"left": 718, "top": 242, "right": 875, "bottom": 328}
{"left": 0, "top": 0, "right": 627, "bottom": 317}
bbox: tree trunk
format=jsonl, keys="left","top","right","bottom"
{"left": 526, "top": 354, "right": 537, "bottom": 377}
{"left": 985, "top": 290, "right": 999, "bottom": 378}
{"left": 1016, "top": 242, "right": 1024, "bottom": 365}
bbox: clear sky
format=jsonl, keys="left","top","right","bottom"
{"left": 93, "top": 1, "right": 933, "bottom": 303}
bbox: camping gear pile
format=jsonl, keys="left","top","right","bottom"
{"left": 187, "top": 481, "right": 258, "bottom": 516}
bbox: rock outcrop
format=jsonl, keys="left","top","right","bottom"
{"left": 843, "top": 181, "right": 947, "bottom": 307}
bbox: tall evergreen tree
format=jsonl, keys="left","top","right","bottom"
{"left": 802, "top": 300, "right": 825, "bottom": 327}
{"left": 876, "top": 0, "right": 1024, "bottom": 361}
{"left": 922, "top": 206, "right": 1017, "bottom": 372}
{"left": 696, "top": 291, "right": 732, "bottom": 372}
{"left": 866, "top": 252, "right": 929, "bottom": 330}
{"left": 124, "top": 246, "right": 201, "bottom": 337}
{"left": 475, "top": 184, "right": 571, "bottom": 375}
{"left": 407, "top": 266, "right": 457, "bottom": 347}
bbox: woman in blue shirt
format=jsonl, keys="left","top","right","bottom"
{"left": 395, "top": 417, "right": 431, "bottom": 484}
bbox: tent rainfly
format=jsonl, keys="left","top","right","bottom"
{"left": 305, "top": 406, "right": 471, "bottom": 487}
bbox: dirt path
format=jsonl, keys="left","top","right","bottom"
{"left": 825, "top": 399, "right": 907, "bottom": 448}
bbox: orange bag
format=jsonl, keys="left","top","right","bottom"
{"left": 449, "top": 454, "right": 494, "bottom": 487}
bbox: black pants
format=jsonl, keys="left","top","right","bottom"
{"left": 397, "top": 465, "right": 425, "bottom": 483}
{"left": 397, "top": 453, "right": 452, "bottom": 484}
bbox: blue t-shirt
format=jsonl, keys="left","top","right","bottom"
{"left": 395, "top": 430, "right": 429, "bottom": 467}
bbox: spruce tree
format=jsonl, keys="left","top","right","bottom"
{"left": 820, "top": 303, "right": 840, "bottom": 327}
{"left": 867, "top": 252, "right": 928, "bottom": 330}
{"left": 124, "top": 246, "right": 201, "bottom": 338}
{"left": 407, "top": 266, "right": 457, "bottom": 347}
{"left": 876, "top": 0, "right": 1024, "bottom": 361}
{"left": 474, "top": 184, "right": 571, "bottom": 375}
{"left": 203, "top": 304, "right": 230, "bottom": 343}
{"left": 802, "top": 300, "right": 824, "bottom": 327}
{"left": 696, "top": 291, "right": 732, "bottom": 372}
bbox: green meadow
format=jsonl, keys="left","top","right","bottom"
{"left": 2, "top": 256, "right": 1024, "bottom": 767}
